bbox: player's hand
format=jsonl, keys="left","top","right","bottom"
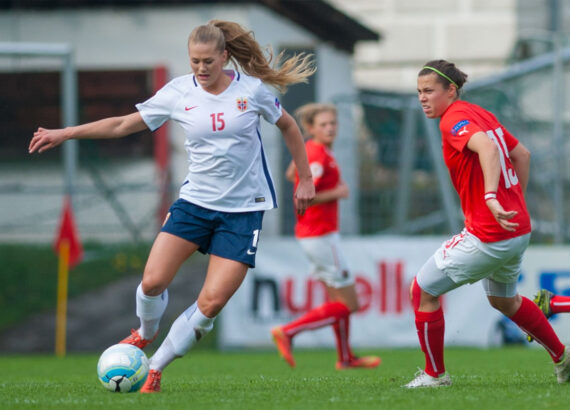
{"left": 29, "top": 127, "right": 68, "bottom": 154}
{"left": 486, "top": 198, "right": 519, "bottom": 232}
{"left": 294, "top": 177, "right": 315, "bottom": 216}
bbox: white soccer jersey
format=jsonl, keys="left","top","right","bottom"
{"left": 136, "top": 70, "right": 282, "bottom": 212}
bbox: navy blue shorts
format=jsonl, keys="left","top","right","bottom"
{"left": 161, "top": 199, "right": 264, "bottom": 268}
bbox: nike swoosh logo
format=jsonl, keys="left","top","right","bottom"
{"left": 185, "top": 106, "right": 198, "bottom": 111}
{"left": 247, "top": 249, "right": 256, "bottom": 255}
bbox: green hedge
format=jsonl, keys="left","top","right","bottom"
{"left": 0, "top": 242, "right": 151, "bottom": 331}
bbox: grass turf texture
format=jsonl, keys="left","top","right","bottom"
{"left": 1, "top": 347, "right": 567, "bottom": 409}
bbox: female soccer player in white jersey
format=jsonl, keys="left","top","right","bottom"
{"left": 29, "top": 20, "right": 315, "bottom": 393}
{"left": 406, "top": 59, "right": 570, "bottom": 388}
{"left": 271, "top": 103, "right": 380, "bottom": 370}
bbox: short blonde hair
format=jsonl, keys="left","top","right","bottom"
{"left": 294, "top": 103, "right": 337, "bottom": 137}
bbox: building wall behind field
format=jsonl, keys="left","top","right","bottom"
{"left": 329, "top": 0, "right": 517, "bottom": 91}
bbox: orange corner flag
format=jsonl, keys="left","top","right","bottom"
{"left": 54, "top": 197, "right": 83, "bottom": 268}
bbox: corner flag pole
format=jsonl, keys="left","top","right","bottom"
{"left": 55, "top": 239, "right": 70, "bottom": 357}
{"left": 56, "top": 44, "right": 78, "bottom": 357}
{"left": 53, "top": 197, "right": 83, "bottom": 357}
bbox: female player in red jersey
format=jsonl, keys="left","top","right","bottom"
{"left": 406, "top": 59, "right": 570, "bottom": 388}
{"left": 29, "top": 20, "right": 315, "bottom": 393}
{"left": 270, "top": 103, "right": 380, "bottom": 370}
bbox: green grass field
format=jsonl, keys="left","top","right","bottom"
{"left": 1, "top": 347, "right": 568, "bottom": 409}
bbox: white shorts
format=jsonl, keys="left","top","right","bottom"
{"left": 297, "top": 232, "right": 354, "bottom": 288}
{"left": 416, "top": 229, "right": 531, "bottom": 297}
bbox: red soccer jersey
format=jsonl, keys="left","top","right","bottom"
{"left": 439, "top": 100, "right": 531, "bottom": 242}
{"left": 294, "top": 139, "right": 340, "bottom": 238}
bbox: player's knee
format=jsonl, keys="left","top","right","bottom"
{"left": 489, "top": 299, "right": 511, "bottom": 316}
{"left": 487, "top": 295, "right": 521, "bottom": 317}
{"left": 487, "top": 297, "right": 500, "bottom": 310}
{"left": 199, "top": 302, "right": 223, "bottom": 318}
{"left": 346, "top": 299, "right": 359, "bottom": 313}
{"left": 197, "top": 293, "right": 226, "bottom": 317}
{"left": 140, "top": 275, "right": 167, "bottom": 296}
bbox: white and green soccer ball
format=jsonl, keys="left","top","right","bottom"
{"left": 97, "top": 344, "right": 149, "bottom": 393}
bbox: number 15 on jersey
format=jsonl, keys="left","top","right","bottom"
{"left": 210, "top": 113, "right": 225, "bottom": 131}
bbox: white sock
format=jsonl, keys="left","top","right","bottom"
{"left": 136, "top": 283, "right": 169, "bottom": 340}
{"left": 149, "top": 303, "right": 215, "bottom": 371}
{"left": 149, "top": 338, "right": 178, "bottom": 371}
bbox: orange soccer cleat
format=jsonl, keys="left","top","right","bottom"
{"left": 140, "top": 369, "right": 162, "bottom": 393}
{"left": 336, "top": 355, "right": 381, "bottom": 370}
{"left": 119, "top": 329, "right": 157, "bottom": 350}
{"left": 271, "top": 326, "right": 295, "bottom": 368}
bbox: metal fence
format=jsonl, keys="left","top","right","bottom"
{"left": 355, "top": 48, "right": 570, "bottom": 243}
{"left": 1, "top": 45, "right": 569, "bottom": 244}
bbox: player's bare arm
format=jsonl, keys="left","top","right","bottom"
{"left": 276, "top": 109, "right": 315, "bottom": 214}
{"left": 467, "top": 131, "right": 518, "bottom": 232}
{"left": 29, "top": 112, "right": 147, "bottom": 154}
{"left": 509, "top": 142, "right": 531, "bottom": 195}
{"left": 311, "top": 181, "right": 349, "bottom": 205}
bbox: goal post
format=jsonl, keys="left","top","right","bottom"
{"left": 0, "top": 42, "right": 78, "bottom": 198}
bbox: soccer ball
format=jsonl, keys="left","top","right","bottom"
{"left": 97, "top": 344, "right": 149, "bottom": 393}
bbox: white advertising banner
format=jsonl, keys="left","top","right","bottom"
{"left": 218, "top": 236, "right": 502, "bottom": 349}
{"left": 219, "top": 237, "right": 570, "bottom": 349}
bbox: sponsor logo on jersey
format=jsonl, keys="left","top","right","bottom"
{"left": 310, "top": 162, "right": 324, "bottom": 179}
{"left": 451, "top": 119, "right": 470, "bottom": 136}
{"left": 236, "top": 97, "right": 248, "bottom": 112}
{"left": 275, "top": 97, "right": 280, "bottom": 109}
{"left": 185, "top": 106, "right": 198, "bottom": 111}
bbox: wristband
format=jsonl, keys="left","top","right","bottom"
{"left": 484, "top": 191, "right": 497, "bottom": 201}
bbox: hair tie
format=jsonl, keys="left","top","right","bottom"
{"left": 423, "top": 66, "right": 458, "bottom": 88}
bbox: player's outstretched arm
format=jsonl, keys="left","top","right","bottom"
{"left": 276, "top": 109, "right": 314, "bottom": 215}
{"left": 29, "top": 112, "right": 148, "bottom": 154}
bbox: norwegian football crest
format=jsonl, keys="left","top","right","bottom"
{"left": 237, "top": 97, "right": 248, "bottom": 112}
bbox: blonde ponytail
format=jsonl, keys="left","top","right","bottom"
{"left": 190, "top": 20, "right": 316, "bottom": 93}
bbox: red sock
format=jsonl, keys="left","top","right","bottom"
{"left": 283, "top": 301, "right": 350, "bottom": 338}
{"left": 415, "top": 308, "right": 445, "bottom": 377}
{"left": 551, "top": 295, "right": 570, "bottom": 314}
{"left": 411, "top": 278, "right": 446, "bottom": 377}
{"left": 510, "top": 297, "right": 565, "bottom": 362}
{"left": 333, "top": 315, "right": 354, "bottom": 363}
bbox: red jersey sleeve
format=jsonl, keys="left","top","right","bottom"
{"left": 440, "top": 111, "right": 485, "bottom": 152}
